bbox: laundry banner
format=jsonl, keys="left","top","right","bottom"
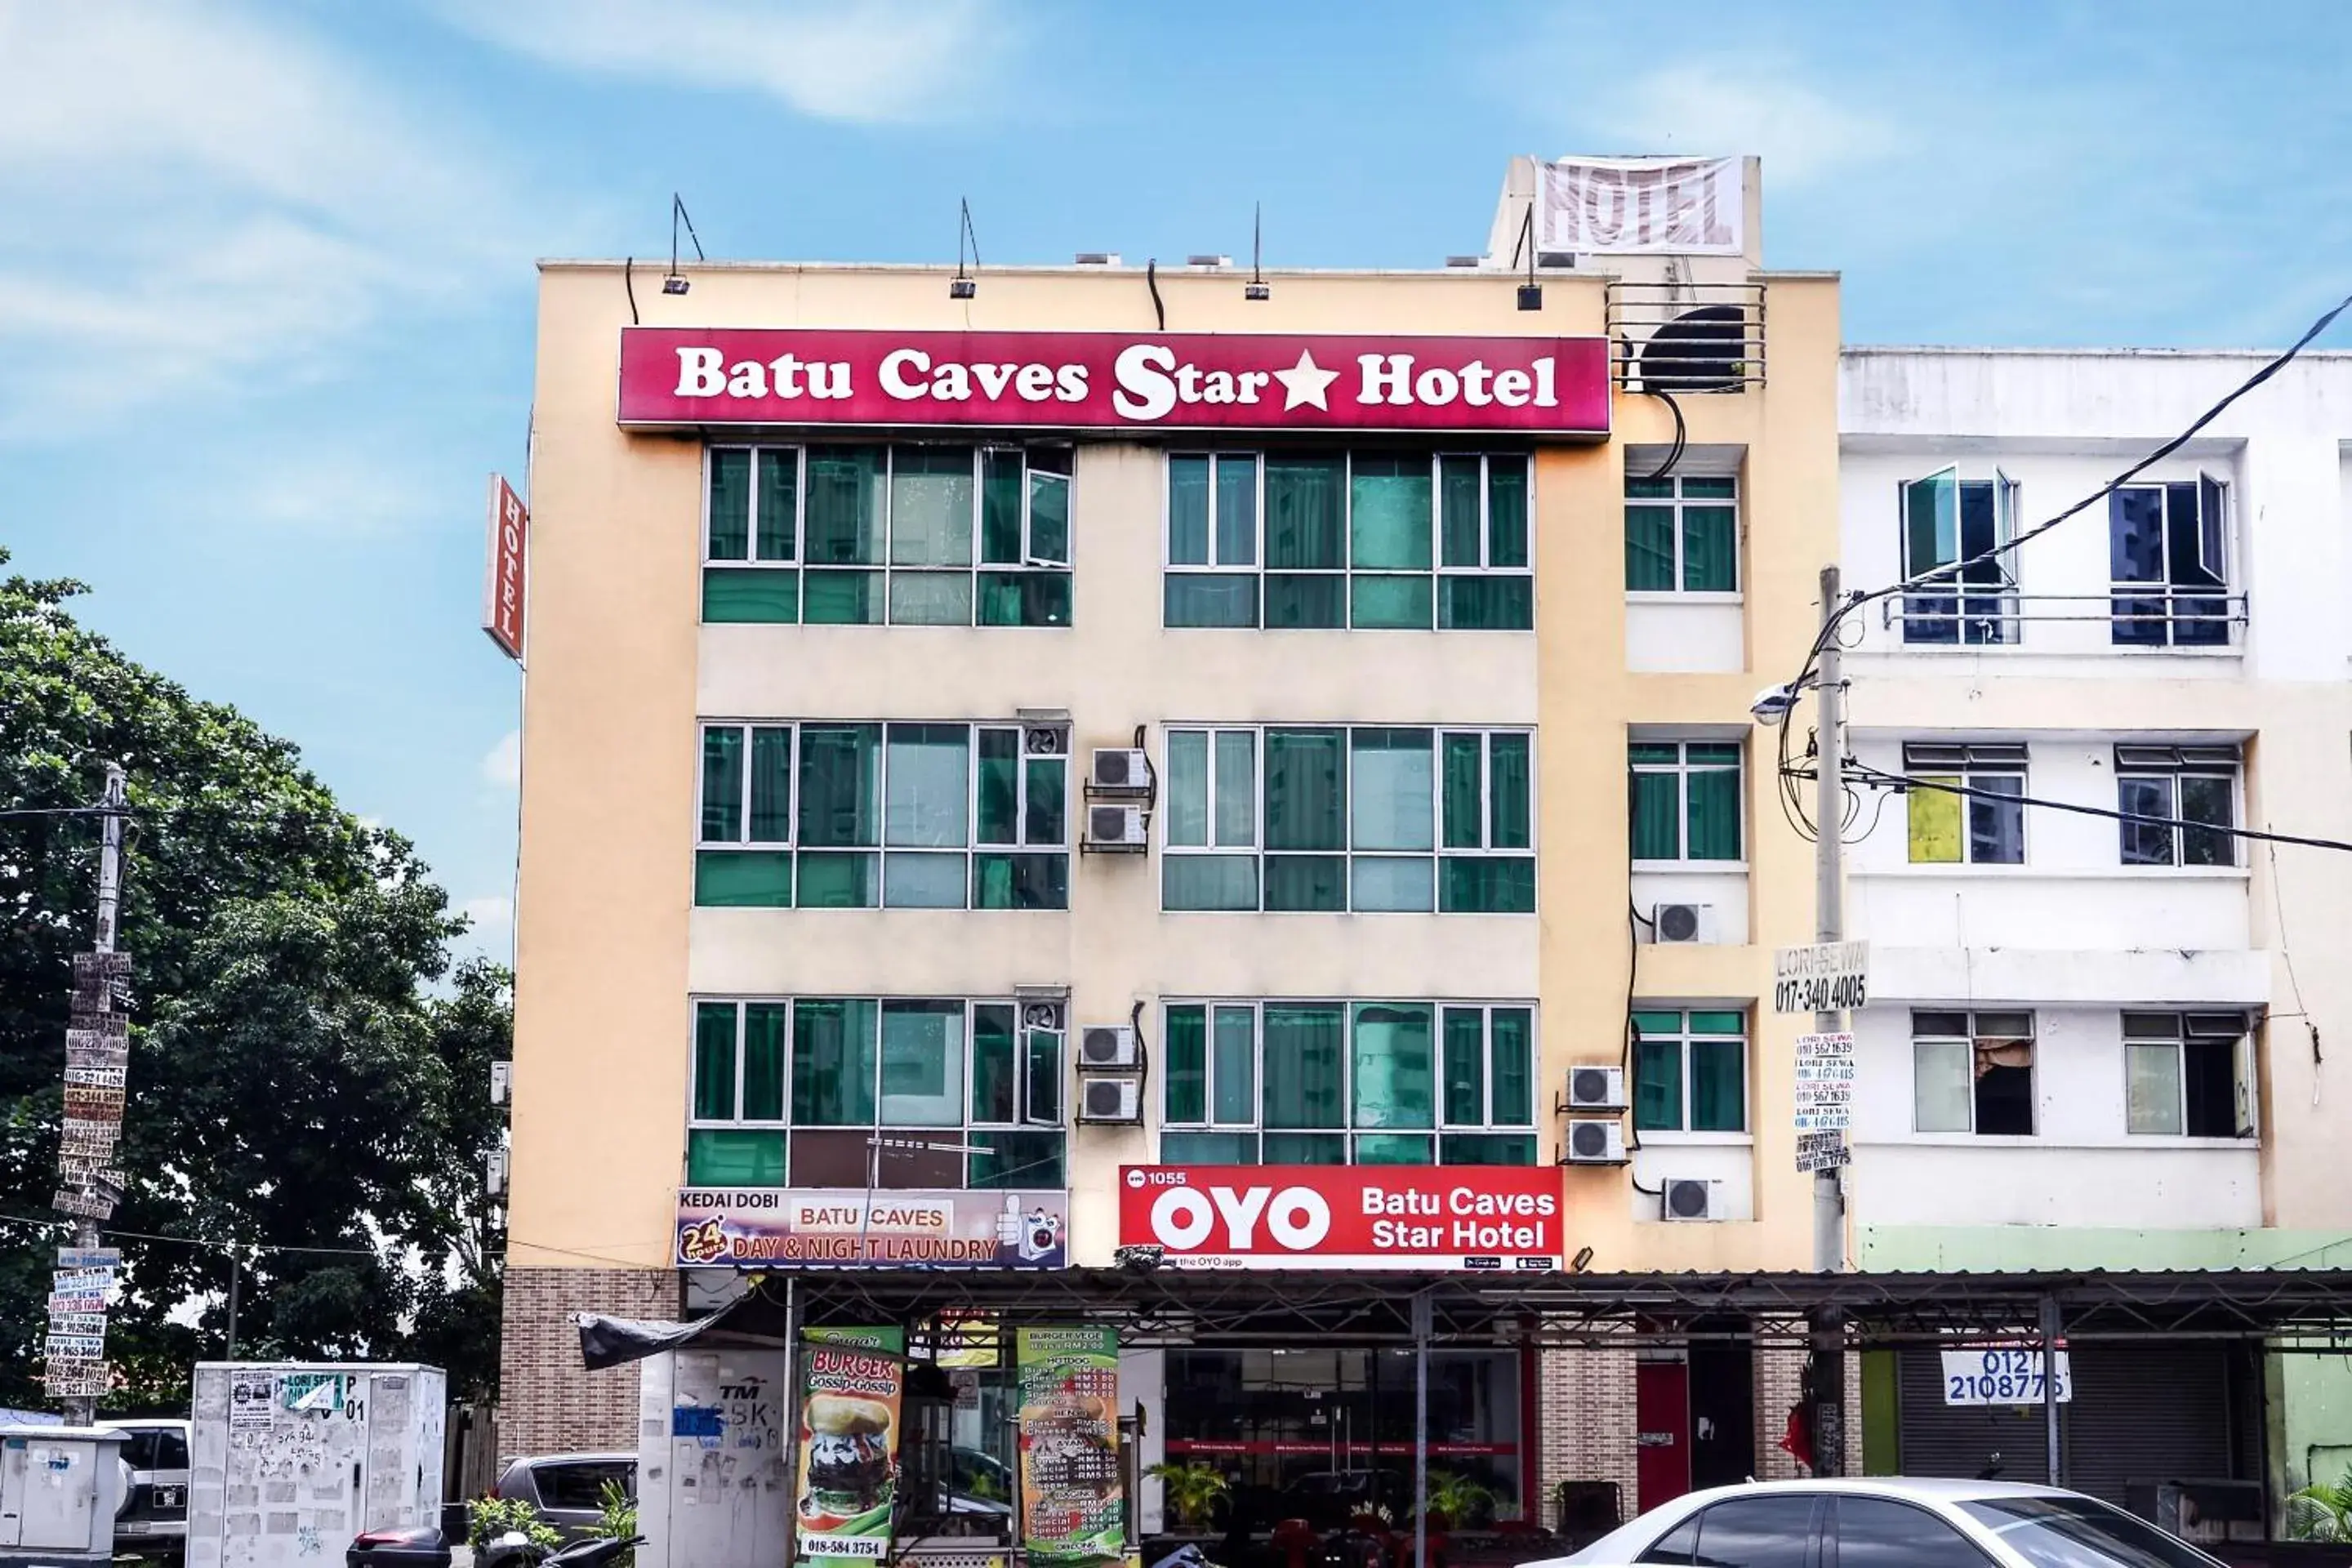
{"left": 1118, "top": 1165, "right": 1564, "bottom": 1270}
{"left": 619, "top": 328, "right": 1610, "bottom": 435}
{"left": 675, "top": 1187, "right": 1067, "bottom": 1269}
{"left": 795, "top": 1326, "right": 905, "bottom": 1560}
{"left": 1016, "top": 1327, "right": 1124, "bottom": 1566}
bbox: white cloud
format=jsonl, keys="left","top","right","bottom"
{"left": 1576, "top": 60, "right": 1904, "bottom": 189}
{"left": 483, "top": 729, "right": 523, "bottom": 791}
{"left": 457, "top": 894, "right": 514, "bottom": 964}
{"left": 0, "top": 2, "right": 561, "bottom": 437}
{"left": 425, "top": 0, "right": 1004, "bottom": 124}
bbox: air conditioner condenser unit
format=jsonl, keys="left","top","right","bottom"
{"left": 1660, "top": 1178, "right": 1724, "bottom": 1222}
{"left": 1564, "top": 1119, "right": 1628, "bottom": 1165}
{"left": 1086, "top": 804, "right": 1147, "bottom": 851}
{"left": 1652, "top": 902, "right": 1715, "bottom": 943}
{"left": 1076, "top": 1076, "right": 1143, "bottom": 1125}
{"left": 1566, "top": 1065, "right": 1626, "bottom": 1111}
{"left": 1079, "top": 1024, "right": 1140, "bottom": 1071}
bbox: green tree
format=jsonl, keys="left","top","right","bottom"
{"left": 0, "top": 555, "right": 507, "bottom": 1409}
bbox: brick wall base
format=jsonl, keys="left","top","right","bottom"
{"left": 499, "top": 1265, "right": 676, "bottom": 1461}
{"left": 1539, "top": 1337, "right": 1641, "bottom": 1526}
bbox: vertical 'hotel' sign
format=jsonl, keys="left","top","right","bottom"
{"left": 482, "top": 475, "right": 528, "bottom": 661}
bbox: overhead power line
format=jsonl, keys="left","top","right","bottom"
{"left": 1845, "top": 762, "right": 2352, "bottom": 857}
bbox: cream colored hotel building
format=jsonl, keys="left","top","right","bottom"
{"left": 499, "top": 162, "right": 1855, "bottom": 1515}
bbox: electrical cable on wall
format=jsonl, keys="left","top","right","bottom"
{"left": 1845, "top": 763, "right": 2352, "bottom": 856}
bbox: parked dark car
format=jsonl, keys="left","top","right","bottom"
{"left": 347, "top": 1524, "right": 452, "bottom": 1568}
{"left": 113, "top": 1418, "right": 192, "bottom": 1566}
{"left": 491, "top": 1454, "right": 638, "bottom": 1542}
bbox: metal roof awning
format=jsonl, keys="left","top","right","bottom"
{"left": 686, "top": 1267, "right": 2352, "bottom": 1352}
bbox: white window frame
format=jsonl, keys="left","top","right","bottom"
{"left": 1624, "top": 472, "right": 1741, "bottom": 597}
{"left": 1157, "top": 998, "right": 1539, "bottom": 1157}
{"left": 694, "top": 719, "right": 1071, "bottom": 906}
{"left": 2114, "top": 745, "right": 2240, "bottom": 869}
{"left": 2106, "top": 476, "right": 2233, "bottom": 646}
{"left": 688, "top": 995, "right": 1067, "bottom": 1134}
{"left": 1895, "top": 469, "right": 2020, "bottom": 646}
{"left": 1628, "top": 1008, "right": 1750, "bottom": 1135}
{"left": 2122, "top": 1011, "right": 2256, "bottom": 1139}
{"left": 1628, "top": 738, "right": 1745, "bottom": 866}
{"left": 701, "top": 443, "right": 1074, "bottom": 626}
{"left": 1909, "top": 1009, "right": 2037, "bottom": 1136}
{"left": 1159, "top": 724, "right": 1538, "bottom": 913}
{"left": 1160, "top": 450, "right": 1534, "bottom": 629}
{"left": 1900, "top": 742, "right": 2028, "bottom": 866}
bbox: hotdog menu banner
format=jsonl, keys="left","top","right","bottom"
{"left": 1118, "top": 1165, "right": 1564, "bottom": 1271}
{"left": 617, "top": 327, "right": 1610, "bottom": 435}
{"left": 1016, "top": 1327, "right": 1125, "bottom": 1566}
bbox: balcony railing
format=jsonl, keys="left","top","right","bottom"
{"left": 1604, "top": 279, "right": 1766, "bottom": 392}
{"left": 1876, "top": 590, "right": 2250, "bottom": 648}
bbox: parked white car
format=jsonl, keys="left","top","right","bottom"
{"left": 1525, "top": 1478, "right": 2221, "bottom": 1568}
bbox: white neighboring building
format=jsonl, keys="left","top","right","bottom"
{"left": 1838, "top": 346, "right": 2352, "bottom": 1497}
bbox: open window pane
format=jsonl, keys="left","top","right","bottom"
{"left": 1029, "top": 470, "right": 1071, "bottom": 564}
{"left": 805, "top": 448, "right": 884, "bottom": 564}
{"left": 1906, "top": 468, "right": 1958, "bottom": 575}
{"left": 792, "top": 999, "right": 879, "bottom": 1125}
{"left": 707, "top": 450, "right": 751, "bottom": 560}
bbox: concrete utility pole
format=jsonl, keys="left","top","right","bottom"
{"left": 1809, "top": 568, "right": 1847, "bottom": 1476}
{"left": 63, "top": 764, "right": 127, "bottom": 1427}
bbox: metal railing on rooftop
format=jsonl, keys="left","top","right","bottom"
{"left": 1604, "top": 279, "right": 1766, "bottom": 392}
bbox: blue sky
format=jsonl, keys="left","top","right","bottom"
{"left": 4, "top": 0, "right": 2349, "bottom": 964}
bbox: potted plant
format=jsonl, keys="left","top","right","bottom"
{"left": 2288, "top": 1466, "right": 2352, "bottom": 1541}
{"left": 1146, "top": 1459, "right": 1230, "bottom": 1533}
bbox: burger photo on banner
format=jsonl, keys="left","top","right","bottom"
{"left": 796, "top": 1327, "right": 905, "bottom": 1558}
{"left": 1016, "top": 1326, "right": 1125, "bottom": 1566}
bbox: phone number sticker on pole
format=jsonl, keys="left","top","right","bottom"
{"left": 1773, "top": 940, "right": 1869, "bottom": 1013}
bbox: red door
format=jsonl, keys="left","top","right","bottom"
{"left": 1635, "top": 1360, "right": 1691, "bottom": 1508}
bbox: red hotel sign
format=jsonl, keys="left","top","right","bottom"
{"left": 617, "top": 328, "right": 1610, "bottom": 435}
{"left": 481, "top": 474, "right": 528, "bottom": 661}
{"left": 1118, "top": 1165, "right": 1563, "bottom": 1272}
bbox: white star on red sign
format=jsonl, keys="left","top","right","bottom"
{"left": 1272, "top": 350, "right": 1340, "bottom": 412}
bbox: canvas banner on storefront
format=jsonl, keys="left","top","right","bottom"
{"left": 1016, "top": 1327, "right": 1124, "bottom": 1565}
{"left": 794, "top": 1327, "right": 905, "bottom": 1561}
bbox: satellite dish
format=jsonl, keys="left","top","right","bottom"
{"left": 1637, "top": 304, "right": 1747, "bottom": 392}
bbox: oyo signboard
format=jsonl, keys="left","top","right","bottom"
{"left": 617, "top": 329, "right": 1610, "bottom": 436}
{"left": 1118, "top": 1165, "right": 1562, "bottom": 1271}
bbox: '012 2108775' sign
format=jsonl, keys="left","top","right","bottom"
{"left": 1773, "top": 941, "right": 1869, "bottom": 1014}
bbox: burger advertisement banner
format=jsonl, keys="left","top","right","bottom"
{"left": 795, "top": 1327, "right": 904, "bottom": 1559}
{"left": 1016, "top": 1327, "right": 1125, "bottom": 1566}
